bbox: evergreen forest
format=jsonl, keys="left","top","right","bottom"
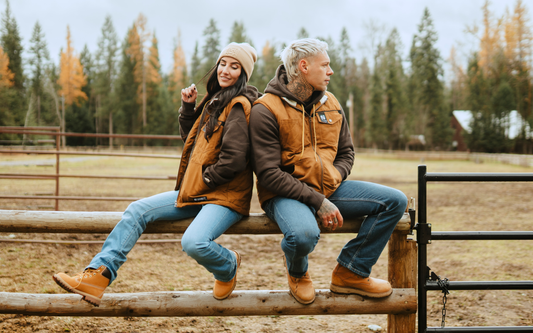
{"left": 1, "top": 0, "right": 533, "bottom": 153}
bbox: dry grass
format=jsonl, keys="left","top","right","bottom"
{"left": 0, "top": 153, "right": 532, "bottom": 332}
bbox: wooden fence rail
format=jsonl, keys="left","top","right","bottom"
{"left": 0, "top": 210, "right": 416, "bottom": 332}
{"left": 0, "top": 289, "right": 417, "bottom": 317}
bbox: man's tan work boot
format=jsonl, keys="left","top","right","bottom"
{"left": 330, "top": 263, "right": 392, "bottom": 298}
{"left": 213, "top": 250, "right": 241, "bottom": 300}
{"left": 284, "top": 256, "right": 315, "bottom": 304}
{"left": 53, "top": 265, "right": 110, "bottom": 306}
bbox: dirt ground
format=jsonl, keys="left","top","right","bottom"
{"left": 0, "top": 155, "right": 532, "bottom": 332}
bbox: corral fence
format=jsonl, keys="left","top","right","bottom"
{"left": 0, "top": 126, "right": 182, "bottom": 210}
{"left": 416, "top": 165, "right": 533, "bottom": 332}
{"left": 356, "top": 148, "right": 533, "bottom": 168}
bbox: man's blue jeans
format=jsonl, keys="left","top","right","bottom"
{"left": 263, "top": 180, "right": 408, "bottom": 278}
{"left": 88, "top": 190, "right": 242, "bottom": 284}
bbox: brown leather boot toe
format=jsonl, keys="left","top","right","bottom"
{"left": 53, "top": 265, "right": 110, "bottom": 306}
{"left": 330, "top": 263, "right": 392, "bottom": 298}
{"left": 284, "top": 256, "right": 315, "bottom": 304}
{"left": 213, "top": 250, "right": 241, "bottom": 300}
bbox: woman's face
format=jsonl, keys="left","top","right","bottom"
{"left": 217, "top": 56, "right": 242, "bottom": 88}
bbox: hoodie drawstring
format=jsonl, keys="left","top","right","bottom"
{"left": 312, "top": 105, "right": 317, "bottom": 161}
{"left": 299, "top": 104, "right": 318, "bottom": 161}
{"left": 300, "top": 105, "right": 305, "bottom": 159}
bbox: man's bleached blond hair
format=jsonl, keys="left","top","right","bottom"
{"left": 280, "top": 38, "right": 329, "bottom": 81}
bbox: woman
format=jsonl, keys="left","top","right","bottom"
{"left": 53, "top": 42, "right": 259, "bottom": 306}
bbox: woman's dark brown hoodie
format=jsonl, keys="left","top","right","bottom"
{"left": 175, "top": 85, "right": 260, "bottom": 215}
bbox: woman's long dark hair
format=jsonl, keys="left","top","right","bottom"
{"left": 195, "top": 63, "right": 248, "bottom": 140}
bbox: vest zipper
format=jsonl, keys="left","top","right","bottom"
{"left": 308, "top": 103, "right": 327, "bottom": 194}
{"left": 177, "top": 103, "right": 210, "bottom": 194}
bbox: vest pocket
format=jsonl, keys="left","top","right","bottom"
{"left": 279, "top": 118, "right": 307, "bottom": 157}
{"left": 316, "top": 111, "right": 343, "bottom": 148}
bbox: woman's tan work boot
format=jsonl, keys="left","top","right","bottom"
{"left": 53, "top": 265, "right": 110, "bottom": 306}
{"left": 213, "top": 250, "right": 241, "bottom": 300}
{"left": 330, "top": 263, "right": 392, "bottom": 298}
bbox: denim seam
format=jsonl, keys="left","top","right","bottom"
{"left": 209, "top": 207, "right": 237, "bottom": 282}
{"left": 334, "top": 198, "right": 391, "bottom": 276}
{"left": 272, "top": 200, "right": 304, "bottom": 278}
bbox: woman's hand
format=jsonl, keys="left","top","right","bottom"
{"left": 181, "top": 84, "right": 197, "bottom": 104}
{"left": 316, "top": 198, "right": 344, "bottom": 231}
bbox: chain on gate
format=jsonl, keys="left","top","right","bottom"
{"left": 429, "top": 269, "right": 450, "bottom": 328}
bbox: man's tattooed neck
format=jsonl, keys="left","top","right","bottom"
{"left": 287, "top": 74, "right": 314, "bottom": 103}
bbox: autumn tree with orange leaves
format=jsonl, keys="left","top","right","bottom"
{"left": 169, "top": 29, "right": 187, "bottom": 105}
{"left": 0, "top": 44, "right": 15, "bottom": 126}
{"left": 460, "top": 0, "right": 533, "bottom": 153}
{"left": 126, "top": 14, "right": 162, "bottom": 130}
{"left": 57, "top": 26, "right": 87, "bottom": 146}
{"left": 0, "top": 45, "right": 13, "bottom": 88}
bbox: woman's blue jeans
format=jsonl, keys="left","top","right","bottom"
{"left": 263, "top": 180, "right": 408, "bottom": 278}
{"left": 88, "top": 190, "right": 242, "bottom": 284}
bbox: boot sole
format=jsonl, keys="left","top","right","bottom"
{"left": 52, "top": 274, "right": 102, "bottom": 306}
{"left": 213, "top": 250, "right": 241, "bottom": 300}
{"left": 289, "top": 288, "right": 316, "bottom": 305}
{"left": 329, "top": 283, "right": 393, "bottom": 298}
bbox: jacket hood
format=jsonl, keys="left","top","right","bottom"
{"left": 265, "top": 65, "right": 325, "bottom": 110}
{"left": 242, "top": 85, "right": 261, "bottom": 105}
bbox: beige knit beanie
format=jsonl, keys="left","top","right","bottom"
{"left": 217, "top": 42, "right": 257, "bottom": 81}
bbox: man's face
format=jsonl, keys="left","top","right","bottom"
{"left": 303, "top": 52, "right": 333, "bottom": 91}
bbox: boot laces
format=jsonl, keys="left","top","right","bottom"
{"left": 80, "top": 267, "right": 101, "bottom": 279}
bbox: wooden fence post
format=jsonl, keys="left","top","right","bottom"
{"left": 387, "top": 232, "right": 417, "bottom": 332}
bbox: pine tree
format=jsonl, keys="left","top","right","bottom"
{"left": 228, "top": 21, "right": 252, "bottom": 45}
{"left": 28, "top": 21, "right": 50, "bottom": 125}
{"left": 68, "top": 44, "right": 96, "bottom": 146}
{"left": 127, "top": 14, "right": 151, "bottom": 129}
{"left": 0, "top": 0, "right": 23, "bottom": 91}
{"left": 297, "top": 27, "right": 309, "bottom": 39}
{"left": 201, "top": 19, "right": 221, "bottom": 74}
{"left": 369, "top": 46, "right": 387, "bottom": 148}
{"left": 190, "top": 41, "right": 201, "bottom": 84}
{"left": 114, "top": 31, "right": 139, "bottom": 138}
{"left": 144, "top": 33, "right": 164, "bottom": 137}
{"left": 249, "top": 40, "right": 279, "bottom": 92}
{"left": 1, "top": 0, "right": 24, "bottom": 125}
{"left": 355, "top": 58, "right": 370, "bottom": 147}
{"left": 94, "top": 15, "right": 119, "bottom": 145}
{"left": 382, "top": 28, "right": 409, "bottom": 149}
{"left": 409, "top": 7, "right": 452, "bottom": 149}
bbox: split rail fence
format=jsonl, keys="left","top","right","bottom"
{"left": 0, "top": 210, "right": 417, "bottom": 333}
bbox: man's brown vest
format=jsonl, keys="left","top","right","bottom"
{"left": 254, "top": 91, "right": 344, "bottom": 206}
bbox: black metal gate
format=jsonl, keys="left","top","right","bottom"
{"left": 416, "top": 165, "right": 533, "bottom": 332}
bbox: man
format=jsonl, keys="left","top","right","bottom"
{"left": 250, "top": 38, "right": 407, "bottom": 305}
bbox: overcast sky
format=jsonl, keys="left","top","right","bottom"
{"left": 2, "top": 0, "right": 530, "bottom": 77}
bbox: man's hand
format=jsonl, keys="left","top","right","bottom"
{"left": 316, "top": 198, "right": 343, "bottom": 231}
